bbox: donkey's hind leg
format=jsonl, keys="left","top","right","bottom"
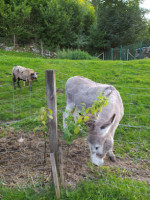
{"left": 73, "top": 107, "right": 79, "bottom": 123}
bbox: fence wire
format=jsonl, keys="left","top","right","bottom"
{"left": 0, "top": 63, "right": 149, "bottom": 197}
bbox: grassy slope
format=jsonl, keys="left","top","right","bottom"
{"left": 0, "top": 50, "right": 150, "bottom": 199}
{"left": 0, "top": 50, "right": 149, "bottom": 157}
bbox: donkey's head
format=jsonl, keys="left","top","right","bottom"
{"left": 87, "top": 114, "right": 116, "bottom": 166}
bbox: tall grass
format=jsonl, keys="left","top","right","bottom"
{"left": 56, "top": 49, "right": 99, "bottom": 60}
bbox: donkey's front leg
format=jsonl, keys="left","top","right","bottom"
{"left": 108, "top": 149, "right": 116, "bottom": 162}
{"left": 63, "top": 103, "right": 75, "bottom": 129}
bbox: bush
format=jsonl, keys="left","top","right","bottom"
{"left": 56, "top": 49, "right": 99, "bottom": 60}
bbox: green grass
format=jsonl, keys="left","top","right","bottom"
{"left": 0, "top": 172, "right": 149, "bottom": 200}
{"left": 0, "top": 50, "right": 150, "bottom": 199}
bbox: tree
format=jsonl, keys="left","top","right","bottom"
{"left": 0, "top": 0, "right": 9, "bottom": 39}
{"left": 89, "top": 0, "right": 148, "bottom": 53}
{"left": 0, "top": 0, "right": 31, "bottom": 46}
{"left": 28, "top": 0, "right": 95, "bottom": 50}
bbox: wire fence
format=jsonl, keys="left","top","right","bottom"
{"left": 0, "top": 62, "right": 149, "bottom": 197}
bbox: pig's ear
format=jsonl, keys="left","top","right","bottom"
{"left": 85, "top": 114, "right": 95, "bottom": 131}
{"left": 99, "top": 114, "right": 116, "bottom": 136}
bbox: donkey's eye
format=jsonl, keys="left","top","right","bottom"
{"left": 101, "top": 125, "right": 107, "bottom": 129}
{"left": 96, "top": 147, "right": 99, "bottom": 150}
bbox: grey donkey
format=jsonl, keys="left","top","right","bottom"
{"left": 63, "top": 76, "right": 124, "bottom": 166}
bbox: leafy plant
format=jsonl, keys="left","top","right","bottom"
{"left": 63, "top": 94, "right": 108, "bottom": 144}
{"left": 33, "top": 107, "right": 53, "bottom": 134}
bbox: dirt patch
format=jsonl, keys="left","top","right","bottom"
{"left": 0, "top": 128, "right": 149, "bottom": 187}
{"left": 0, "top": 128, "right": 51, "bottom": 186}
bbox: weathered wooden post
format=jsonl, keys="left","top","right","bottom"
{"left": 50, "top": 153, "right": 61, "bottom": 199}
{"left": 45, "top": 70, "right": 61, "bottom": 197}
{"left": 45, "top": 70, "right": 59, "bottom": 165}
{"left": 45, "top": 70, "right": 59, "bottom": 168}
{"left": 45, "top": 70, "right": 65, "bottom": 198}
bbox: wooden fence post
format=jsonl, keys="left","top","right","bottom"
{"left": 120, "top": 45, "right": 122, "bottom": 60}
{"left": 111, "top": 48, "right": 113, "bottom": 60}
{"left": 127, "top": 49, "right": 129, "bottom": 61}
{"left": 50, "top": 153, "right": 61, "bottom": 199}
{"left": 103, "top": 52, "right": 104, "bottom": 60}
{"left": 41, "top": 40, "right": 44, "bottom": 56}
{"left": 59, "top": 146, "right": 65, "bottom": 187}
{"left": 45, "top": 70, "right": 59, "bottom": 174}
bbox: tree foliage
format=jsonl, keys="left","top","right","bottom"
{"left": 89, "top": 0, "right": 148, "bottom": 53}
{"left": 0, "top": 0, "right": 149, "bottom": 53}
{"left": 0, "top": 0, "right": 95, "bottom": 49}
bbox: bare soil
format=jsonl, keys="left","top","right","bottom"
{"left": 0, "top": 128, "right": 149, "bottom": 187}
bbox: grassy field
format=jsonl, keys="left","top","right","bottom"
{"left": 0, "top": 173, "right": 149, "bottom": 200}
{"left": 0, "top": 50, "right": 149, "bottom": 157}
{"left": 0, "top": 50, "right": 150, "bottom": 199}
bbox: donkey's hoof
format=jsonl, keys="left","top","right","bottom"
{"left": 109, "top": 156, "right": 116, "bottom": 162}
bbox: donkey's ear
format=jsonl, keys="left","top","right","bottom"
{"left": 101, "top": 114, "right": 116, "bottom": 129}
{"left": 99, "top": 114, "right": 116, "bottom": 136}
{"left": 109, "top": 114, "right": 116, "bottom": 125}
{"left": 85, "top": 114, "right": 95, "bottom": 131}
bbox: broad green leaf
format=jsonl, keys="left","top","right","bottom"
{"left": 85, "top": 108, "right": 90, "bottom": 114}
{"left": 84, "top": 116, "right": 89, "bottom": 122}
{"left": 42, "top": 121, "right": 46, "bottom": 126}
{"left": 99, "top": 107, "right": 102, "bottom": 112}
{"left": 47, "top": 108, "right": 53, "bottom": 115}
{"left": 40, "top": 115, "right": 44, "bottom": 120}
{"left": 74, "top": 125, "right": 80, "bottom": 134}
{"left": 77, "top": 115, "right": 82, "bottom": 124}
{"left": 48, "top": 114, "right": 53, "bottom": 119}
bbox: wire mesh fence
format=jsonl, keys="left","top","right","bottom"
{"left": 0, "top": 61, "right": 149, "bottom": 197}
